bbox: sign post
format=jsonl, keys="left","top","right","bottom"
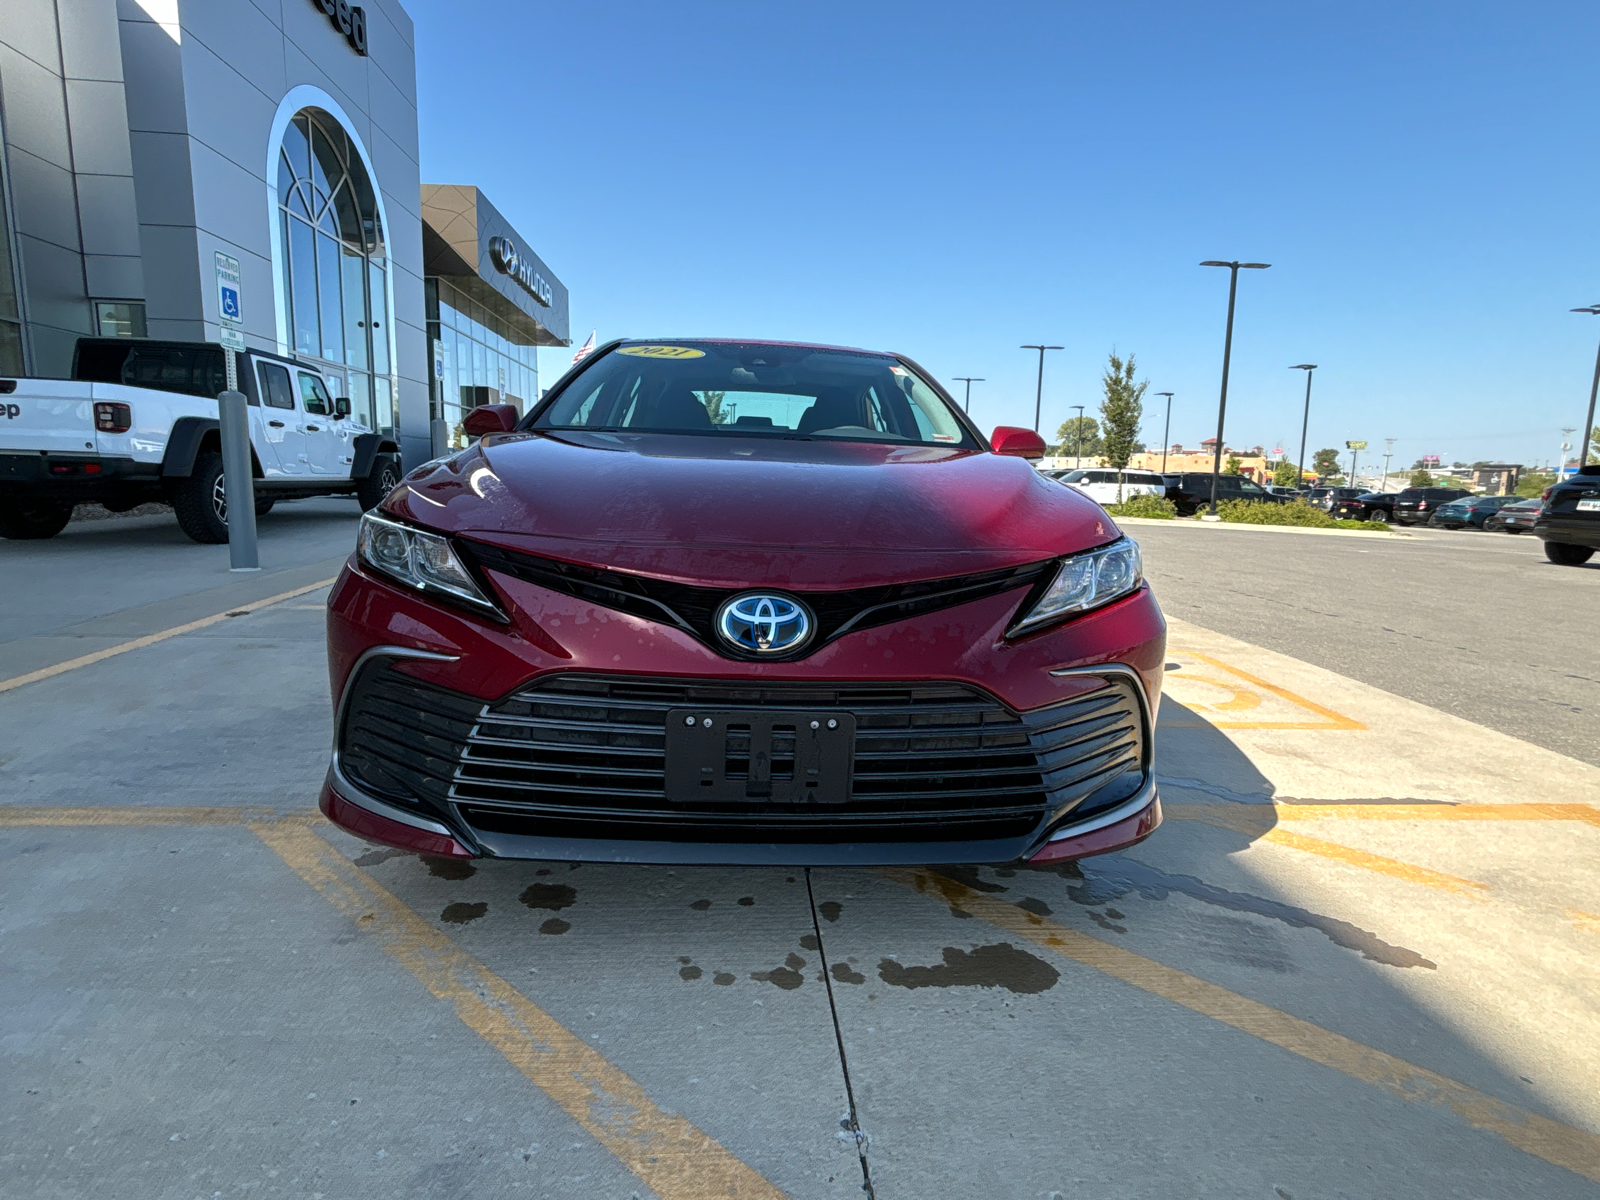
{"left": 1345, "top": 440, "right": 1368, "bottom": 485}
{"left": 217, "top": 390, "right": 259, "bottom": 571}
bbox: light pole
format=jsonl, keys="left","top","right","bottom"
{"left": 952, "top": 377, "right": 984, "bottom": 413}
{"left": 1020, "top": 344, "right": 1063, "bottom": 433}
{"left": 1290, "top": 364, "right": 1316, "bottom": 491}
{"left": 1570, "top": 305, "right": 1600, "bottom": 467}
{"left": 1381, "top": 437, "right": 1396, "bottom": 492}
{"left": 1070, "top": 404, "right": 1086, "bottom": 464}
{"left": 1155, "top": 392, "right": 1174, "bottom": 472}
{"left": 1560, "top": 427, "right": 1576, "bottom": 477}
{"left": 1200, "top": 261, "right": 1271, "bottom": 516}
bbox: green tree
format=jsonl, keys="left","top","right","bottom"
{"left": 1098, "top": 351, "right": 1148, "bottom": 473}
{"left": 1273, "top": 458, "right": 1301, "bottom": 487}
{"left": 1054, "top": 415, "right": 1102, "bottom": 459}
{"left": 700, "top": 391, "right": 729, "bottom": 424}
{"left": 1590, "top": 425, "right": 1600, "bottom": 461}
{"left": 1409, "top": 468, "right": 1435, "bottom": 487}
{"left": 1516, "top": 469, "right": 1555, "bottom": 498}
{"left": 1223, "top": 453, "right": 1243, "bottom": 475}
{"left": 1312, "top": 448, "right": 1344, "bottom": 481}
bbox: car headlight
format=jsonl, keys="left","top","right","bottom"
{"left": 1011, "top": 537, "right": 1143, "bottom": 636}
{"left": 357, "top": 512, "right": 502, "bottom": 618}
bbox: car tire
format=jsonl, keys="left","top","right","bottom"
{"left": 254, "top": 494, "right": 276, "bottom": 517}
{"left": 1370, "top": 509, "right": 1389, "bottom": 524}
{"left": 1544, "top": 541, "right": 1595, "bottom": 566}
{"left": 355, "top": 453, "right": 401, "bottom": 512}
{"left": 171, "top": 451, "right": 230, "bottom": 544}
{"left": 0, "top": 497, "right": 74, "bottom": 540}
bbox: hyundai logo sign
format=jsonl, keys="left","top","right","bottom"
{"left": 716, "top": 593, "right": 813, "bottom": 655}
{"left": 488, "top": 236, "right": 554, "bottom": 308}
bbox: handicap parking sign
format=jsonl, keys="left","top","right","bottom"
{"left": 214, "top": 251, "right": 243, "bottom": 324}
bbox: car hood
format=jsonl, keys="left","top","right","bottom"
{"left": 385, "top": 430, "right": 1119, "bottom": 588}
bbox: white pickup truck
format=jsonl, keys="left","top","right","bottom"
{"left": 0, "top": 339, "right": 402, "bottom": 543}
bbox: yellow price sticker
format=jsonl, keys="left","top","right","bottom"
{"left": 616, "top": 345, "right": 706, "bottom": 359}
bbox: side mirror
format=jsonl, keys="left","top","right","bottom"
{"left": 990, "top": 425, "right": 1047, "bottom": 460}
{"left": 462, "top": 403, "right": 519, "bottom": 437}
{"left": 334, "top": 396, "right": 351, "bottom": 418}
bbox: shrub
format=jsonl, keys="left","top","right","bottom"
{"left": 1103, "top": 494, "right": 1177, "bottom": 519}
{"left": 1216, "top": 499, "right": 1387, "bottom": 531}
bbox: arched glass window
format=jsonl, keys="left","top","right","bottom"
{"left": 275, "top": 108, "right": 393, "bottom": 431}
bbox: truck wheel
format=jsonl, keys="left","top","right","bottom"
{"left": 171, "top": 451, "right": 230, "bottom": 544}
{"left": 356, "top": 454, "right": 401, "bottom": 512}
{"left": 254, "top": 495, "right": 276, "bottom": 517}
{"left": 1544, "top": 541, "right": 1595, "bottom": 566}
{"left": 0, "top": 497, "right": 74, "bottom": 539}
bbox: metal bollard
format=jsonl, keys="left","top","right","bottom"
{"left": 217, "top": 389, "right": 260, "bottom": 571}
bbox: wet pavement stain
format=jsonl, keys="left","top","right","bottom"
{"left": 949, "top": 907, "right": 974, "bottom": 919}
{"left": 690, "top": 898, "right": 712, "bottom": 911}
{"left": 353, "top": 848, "right": 408, "bottom": 867}
{"left": 818, "top": 901, "right": 844, "bottom": 923}
{"left": 680, "top": 965, "right": 703, "bottom": 981}
{"left": 1016, "top": 897, "right": 1053, "bottom": 917}
{"left": 831, "top": 962, "right": 866, "bottom": 985}
{"left": 1026, "top": 858, "right": 1436, "bottom": 969}
{"left": 737, "top": 896, "right": 756, "bottom": 906}
{"left": 878, "top": 944, "right": 1059, "bottom": 994}
{"left": 799, "top": 933, "right": 819, "bottom": 951}
{"left": 519, "top": 883, "right": 577, "bottom": 912}
{"left": 424, "top": 856, "right": 475, "bottom": 880}
{"left": 713, "top": 972, "right": 736, "bottom": 986}
{"left": 752, "top": 952, "right": 808, "bottom": 990}
{"left": 440, "top": 901, "right": 487, "bottom": 925}
{"left": 937, "top": 865, "right": 1009, "bottom": 894}
{"left": 538, "top": 918, "right": 570, "bottom": 935}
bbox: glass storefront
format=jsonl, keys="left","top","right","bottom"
{"left": 274, "top": 108, "right": 396, "bottom": 433}
{"left": 0, "top": 115, "right": 23, "bottom": 375}
{"left": 426, "top": 277, "right": 539, "bottom": 449}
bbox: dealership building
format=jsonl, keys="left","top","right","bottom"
{"left": 0, "top": 0, "right": 568, "bottom": 467}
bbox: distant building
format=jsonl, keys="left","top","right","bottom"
{"left": 1127, "top": 449, "right": 1273, "bottom": 480}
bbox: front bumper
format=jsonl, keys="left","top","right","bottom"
{"left": 321, "top": 553, "right": 1167, "bottom": 865}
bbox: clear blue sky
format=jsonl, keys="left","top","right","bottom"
{"left": 412, "top": 0, "right": 1600, "bottom": 470}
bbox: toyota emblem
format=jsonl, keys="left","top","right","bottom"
{"left": 716, "top": 592, "right": 813, "bottom": 655}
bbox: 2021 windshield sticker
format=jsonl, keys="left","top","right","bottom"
{"left": 616, "top": 345, "right": 707, "bottom": 359}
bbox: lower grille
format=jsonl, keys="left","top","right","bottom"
{"left": 340, "top": 665, "right": 1146, "bottom": 846}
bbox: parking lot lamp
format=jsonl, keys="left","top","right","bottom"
{"left": 1290, "top": 364, "right": 1317, "bottom": 489}
{"left": 952, "top": 377, "right": 984, "bottom": 413}
{"left": 1020, "top": 344, "right": 1063, "bottom": 433}
{"left": 1570, "top": 306, "right": 1600, "bottom": 467}
{"left": 1201, "top": 261, "right": 1271, "bottom": 516}
{"left": 1071, "top": 404, "right": 1086, "bottom": 464}
{"left": 1156, "top": 392, "right": 1174, "bottom": 471}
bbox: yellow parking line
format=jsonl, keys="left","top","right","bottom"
{"left": 882, "top": 868, "right": 1600, "bottom": 1184}
{"left": 1172, "top": 649, "right": 1366, "bottom": 730}
{"left": 1166, "top": 807, "right": 1489, "bottom": 897}
{"left": 1262, "top": 802, "right": 1600, "bottom": 827}
{"left": 251, "top": 820, "right": 788, "bottom": 1200}
{"left": 0, "top": 578, "right": 336, "bottom": 694}
{"left": 1566, "top": 910, "right": 1600, "bottom": 936}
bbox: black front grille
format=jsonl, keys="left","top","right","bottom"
{"left": 460, "top": 539, "right": 1054, "bottom": 659}
{"left": 339, "top": 664, "right": 1147, "bottom": 847}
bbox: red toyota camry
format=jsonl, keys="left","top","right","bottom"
{"left": 322, "top": 340, "right": 1166, "bottom": 865}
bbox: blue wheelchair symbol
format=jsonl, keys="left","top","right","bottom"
{"left": 220, "top": 286, "right": 241, "bottom": 321}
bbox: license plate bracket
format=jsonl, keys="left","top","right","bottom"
{"left": 665, "top": 709, "right": 856, "bottom": 805}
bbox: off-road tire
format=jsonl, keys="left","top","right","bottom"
{"left": 171, "top": 451, "right": 230, "bottom": 544}
{"left": 254, "top": 494, "right": 275, "bottom": 517}
{"left": 356, "top": 453, "right": 401, "bottom": 512}
{"left": 0, "top": 497, "right": 74, "bottom": 539}
{"left": 1544, "top": 541, "right": 1595, "bottom": 566}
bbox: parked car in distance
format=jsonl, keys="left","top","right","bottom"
{"left": 1429, "top": 494, "right": 1521, "bottom": 530}
{"left": 1164, "top": 472, "right": 1292, "bottom": 517}
{"left": 1331, "top": 491, "right": 1398, "bottom": 522}
{"left": 1052, "top": 468, "right": 1166, "bottom": 505}
{"left": 1263, "top": 484, "right": 1301, "bottom": 497}
{"left": 1391, "top": 486, "right": 1472, "bottom": 526}
{"left": 1484, "top": 497, "right": 1542, "bottom": 533}
{"left": 1534, "top": 464, "right": 1600, "bottom": 565}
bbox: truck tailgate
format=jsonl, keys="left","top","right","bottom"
{"left": 2, "top": 379, "right": 99, "bottom": 452}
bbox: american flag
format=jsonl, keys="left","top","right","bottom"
{"left": 571, "top": 331, "right": 596, "bottom": 364}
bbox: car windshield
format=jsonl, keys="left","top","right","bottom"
{"left": 533, "top": 342, "right": 975, "bottom": 447}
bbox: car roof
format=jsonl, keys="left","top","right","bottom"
{"left": 617, "top": 337, "right": 896, "bottom": 359}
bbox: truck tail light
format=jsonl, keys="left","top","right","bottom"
{"left": 94, "top": 402, "right": 131, "bottom": 433}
